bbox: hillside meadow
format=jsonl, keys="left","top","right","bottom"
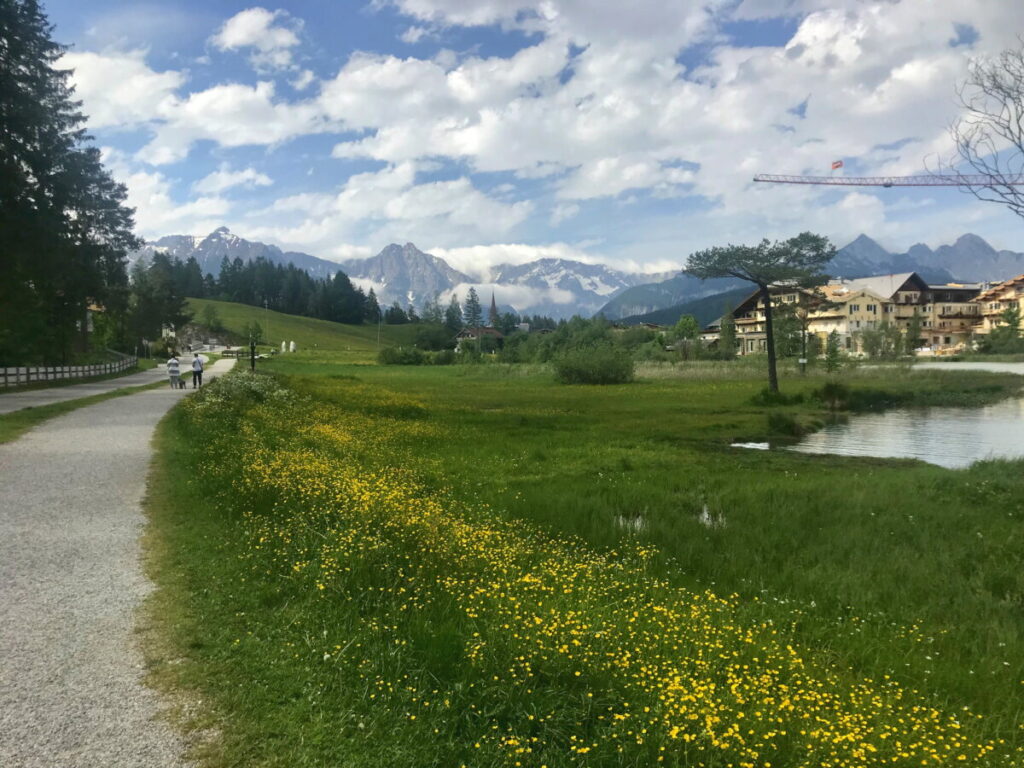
{"left": 144, "top": 348, "right": 1024, "bottom": 767}
{"left": 186, "top": 297, "right": 420, "bottom": 360}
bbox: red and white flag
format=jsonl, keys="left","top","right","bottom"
{"left": 831, "top": 160, "right": 844, "bottom": 170}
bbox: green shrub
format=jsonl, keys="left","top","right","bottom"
{"left": 750, "top": 387, "right": 804, "bottom": 406}
{"left": 431, "top": 349, "right": 456, "bottom": 365}
{"left": 377, "top": 346, "right": 426, "bottom": 365}
{"left": 767, "top": 411, "right": 805, "bottom": 437}
{"left": 553, "top": 345, "right": 635, "bottom": 384}
{"left": 814, "top": 380, "right": 849, "bottom": 410}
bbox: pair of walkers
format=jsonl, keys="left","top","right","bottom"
{"left": 166, "top": 353, "right": 204, "bottom": 389}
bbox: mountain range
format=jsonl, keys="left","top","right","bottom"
{"left": 597, "top": 232, "right": 1024, "bottom": 319}
{"left": 131, "top": 227, "right": 341, "bottom": 280}
{"left": 131, "top": 228, "right": 1024, "bottom": 321}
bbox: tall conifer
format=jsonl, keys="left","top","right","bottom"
{"left": 0, "top": 0, "right": 140, "bottom": 362}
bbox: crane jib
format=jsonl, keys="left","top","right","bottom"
{"left": 752, "top": 174, "right": 1024, "bottom": 187}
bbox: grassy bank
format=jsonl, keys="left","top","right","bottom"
{"left": 145, "top": 358, "right": 1024, "bottom": 767}
{"left": 0, "top": 379, "right": 165, "bottom": 444}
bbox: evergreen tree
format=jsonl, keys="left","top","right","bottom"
{"left": 406, "top": 303, "right": 419, "bottom": 323}
{"left": 385, "top": 301, "right": 408, "bottom": 324}
{"left": 366, "top": 288, "right": 381, "bottom": 323}
{"left": 0, "top": 0, "right": 140, "bottom": 363}
{"left": 905, "top": 310, "right": 923, "bottom": 356}
{"left": 181, "top": 257, "right": 206, "bottom": 297}
{"left": 825, "top": 330, "right": 843, "bottom": 372}
{"left": 444, "top": 295, "right": 463, "bottom": 332}
{"left": 421, "top": 293, "right": 444, "bottom": 324}
{"left": 463, "top": 287, "right": 483, "bottom": 328}
{"left": 718, "top": 310, "right": 737, "bottom": 360}
{"left": 126, "top": 254, "right": 192, "bottom": 351}
{"left": 498, "top": 312, "right": 520, "bottom": 335}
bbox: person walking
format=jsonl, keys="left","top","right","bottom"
{"left": 166, "top": 353, "right": 181, "bottom": 389}
{"left": 191, "top": 353, "right": 204, "bottom": 388}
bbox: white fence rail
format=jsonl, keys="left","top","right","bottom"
{"left": 1, "top": 356, "right": 138, "bottom": 389}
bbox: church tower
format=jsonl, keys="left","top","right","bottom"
{"left": 489, "top": 292, "right": 499, "bottom": 327}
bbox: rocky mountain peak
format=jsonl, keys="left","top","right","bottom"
{"left": 952, "top": 233, "right": 997, "bottom": 255}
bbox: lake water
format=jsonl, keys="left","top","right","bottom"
{"left": 790, "top": 362, "right": 1024, "bottom": 469}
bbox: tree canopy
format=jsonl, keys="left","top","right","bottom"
{"left": 0, "top": 0, "right": 140, "bottom": 363}
{"left": 686, "top": 232, "right": 834, "bottom": 390}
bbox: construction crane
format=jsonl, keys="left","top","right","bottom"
{"left": 753, "top": 173, "right": 1024, "bottom": 188}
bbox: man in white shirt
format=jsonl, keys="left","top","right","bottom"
{"left": 191, "top": 353, "right": 204, "bottom": 388}
{"left": 166, "top": 354, "right": 181, "bottom": 389}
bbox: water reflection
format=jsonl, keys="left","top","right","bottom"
{"left": 792, "top": 396, "right": 1024, "bottom": 469}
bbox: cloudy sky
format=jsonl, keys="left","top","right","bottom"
{"left": 47, "top": 0, "right": 1024, "bottom": 275}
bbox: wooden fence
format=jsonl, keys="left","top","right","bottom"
{"left": 1, "top": 356, "right": 138, "bottom": 389}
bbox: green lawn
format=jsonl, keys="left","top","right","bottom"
{"left": 146, "top": 356, "right": 1024, "bottom": 767}
{"left": 187, "top": 297, "right": 421, "bottom": 362}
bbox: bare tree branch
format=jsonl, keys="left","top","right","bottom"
{"left": 944, "top": 40, "right": 1024, "bottom": 219}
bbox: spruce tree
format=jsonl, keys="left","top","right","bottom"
{"left": 366, "top": 288, "right": 381, "bottom": 323}
{"left": 444, "top": 295, "right": 463, "bottom": 332}
{"left": 463, "top": 287, "right": 483, "bottom": 328}
{"left": 718, "top": 310, "right": 737, "bottom": 360}
{"left": 0, "top": 0, "right": 140, "bottom": 363}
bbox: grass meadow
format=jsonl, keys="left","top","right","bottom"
{"left": 145, "top": 352, "right": 1024, "bottom": 767}
{"left": 186, "top": 297, "right": 421, "bottom": 360}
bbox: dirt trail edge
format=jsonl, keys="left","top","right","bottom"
{"left": 0, "top": 358, "right": 235, "bottom": 768}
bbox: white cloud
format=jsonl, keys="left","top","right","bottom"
{"left": 211, "top": 7, "right": 302, "bottom": 71}
{"left": 137, "top": 80, "right": 324, "bottom": 164}
{"left": 193, "top": 164, "right": 273, "bottom": 195}
{"left": 428, "top": 241, "right": 602, "bottom": 278}
{"left": 400, "top": 25, "right": 434, "bottom": 44}
{"left": 444, "top": 281, "right": 577, "bottom": 310}
{"left": 70, "top": 1, "right": 1024, "bottom": 274}
{"left": 291, "top": 69, "right": 315, "bottom": 90}
{"left": 238, "top": 163, "right": 532, "bottom": 260}
{"left": 60, "top": 49, "right": 183, "bottom": 129}
{"left": 550, "top": 203, "right": 579, "bottom": 225}
{"left": 101, "top": 148, "right": 230, "bottom": 237}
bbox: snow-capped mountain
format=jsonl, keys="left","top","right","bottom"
{"left": 341, "top": 243, "right": 473, "bottom": 306}
{"left": 340, "top": 245, "right": 674, "bottom": 317}
{"left": 129, "top": 227, "right": 341, "bottom": 279}
{"left": 485, "top": 258, "right": 669, "bottom": 318}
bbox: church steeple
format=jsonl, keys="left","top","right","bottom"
{"left": 488, "top": 291, "right": 499, "bottom": 327}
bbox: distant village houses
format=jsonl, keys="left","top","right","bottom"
{"left": 455, "top": 326, "right": 504, "bottom": 352}
{"left": 703, "top": 271, "right": 1023, "bottom": 356}
{"left": 973, "top": 274, "right": 1024, "bottom": 338}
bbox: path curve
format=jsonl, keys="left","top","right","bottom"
{"left": 0, "top": 357, "right": 235, "bottom": 767}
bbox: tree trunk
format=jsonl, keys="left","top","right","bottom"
{"left": 760, "top": 284, "right": 778, "bottom": 391}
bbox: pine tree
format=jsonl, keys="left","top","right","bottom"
{"left": 463, "top": 287, "right": 483, "bottom": 328}
{"left": 718, "top": 310, "right": 737, "bottom": 361}
{"left": 366, "top": 288, "right": 381, "bottom": 323}
{"left": 905, "top": 310, "right": 923, "bottom": 356}
{"left": 825, "top": 330, "right": 843, "bottom": 372}
{"left": 687, "top": 233, "right": 834, "bottom": 390}
{"left": 444, "top": 295, "right": 463, "bottom": 332}
{"left": 0, "top": 0, "right": 140, "bottom": 363}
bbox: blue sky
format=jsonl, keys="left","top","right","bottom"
{"left": 47, "top": 0, "right": 1024, "bottom": 277}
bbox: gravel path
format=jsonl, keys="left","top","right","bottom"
{"left": 0, "top": 350, "right": 225, "bottom": 415}
{"left": 0, "top": 357, "right": 235, "bottom": 768}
